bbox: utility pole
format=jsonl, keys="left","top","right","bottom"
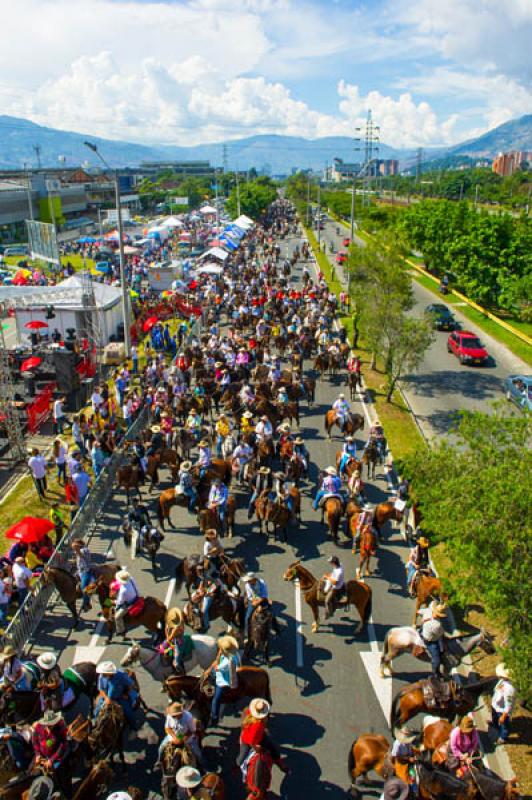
{"left": 317, "top": 180, "right": 321, "bottom": 247}
{"left": 214, "top": 170, "right": 220, "bottom": 232}
{"left": 222, "top": 144, "right": 228, "bottom": 196}
{"left": 236, "top": 169, "right": 241, "bottom": 217}
{"left": 23, "top": 163, "right": 34, "bottom": 221}
{"left": 84, "top": 141, "right": 131, "bottom": 357}
{"left": 362, "top": 110, "right": 379, "bottom": 206}
{"left": 33, "top": 144, "right": 42, "bottom": 169}
{"left": 306, "top": 174, "right": 310, "bottom": 227}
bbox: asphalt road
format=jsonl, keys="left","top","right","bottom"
{"left": 30, "top": 230, "right": 444, "bottom": 798}
{"left": 319, "top": 216, "right": 530, "bottom": 441}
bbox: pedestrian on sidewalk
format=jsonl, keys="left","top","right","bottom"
{"left": 28, "top": 448, "right": 47, "bottom": 499}
{"left": 52, "top": 395, "right": 67, "bottom": 434}
{"left": 12, "top": 557, "right": 32, "bottom": 607}
{"left": 52, "top": 438, "right": 68, "bottom": 485}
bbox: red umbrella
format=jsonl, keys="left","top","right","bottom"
{"left": 24, "top": 320, "right": 48, "bottom": 330}
{"left": 20, "top": 356, "right": 42, "bottom": 371}
{"left": 142, "top": 316, "right": 159, "bottom": 333}
{"left": 5, "top": 516, "right": 55, "bottom": 543}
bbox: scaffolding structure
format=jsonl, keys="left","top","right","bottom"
{"left": 0, "top": 319, "right": 26, "bottom": 463}
{"left": 79, "top": 270, "right": 103, "bottom": 378}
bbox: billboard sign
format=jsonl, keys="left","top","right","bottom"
{"left": 173, "top": 196, "right": 189, "bottom": 206}
{"left": 106, "top": 208, "right": 131, "bottom": 224}
{"left": 26, "top": 220, "right": 60, "bottom": 264}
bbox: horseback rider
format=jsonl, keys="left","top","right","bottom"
{"left": 208, "top": 477, "right": 228, "bottom": 533}
{"left": 339, "top": 435, "right": 357, "bottom": 478}
{"left": 94, "top": 661, "right": 138, "bottom": 728}
{"left": 293, "top": 436, "right": 309, "bottom": 474}
{"left": 236, "top": 698, "right": 289, "bottom": 775}
{"left": 31, "top": 710, "right": 71, "bottom": 796}
{"left": 239, "top": 382, "right": 255, "bottom": 408}
{"left": 37, "top": 652, "right": 73, "bottom": 712}
{"left": 185, "top": 409, "right": 202, "bottom": 441}
{"left": 203, "top": 529, "right": 225, "bottom": 579}
{"left": 242, "top": 573, "right": 281, "bottom": 637}
{"left": 127, "top": 496, "right": 151, "bottom": 529}
{"left": 277, "top": 385, "right": 289, "bottom": 406}
{"left": 241, "top": 410, "right": 255, "bottom": 438}
{"left": 418, "top": 601, "right": 448, "bottom": 677}
{"left": 273, "top": 471, "right": 294, "bottom": 519}
{"left": 255, "top": 415, "right": 273, "bottom": 443}
{"left": 332, "top": 393, "right": 351, "bottom": 431}
{"left": 147, "top": 425, "right": 164, "bottom": 456}
{"left": 71, "top": 538, "right": 95, "bottom": 613}
{"left": 322, "top": 556, "right": 345, "bottom": 619}
{"left": 406, "top": 536, "right": 431, "bottom": 596}
{"left": 175, "top": 461, "right": 197, "bottom": 514}
{"left": 215, "top": 414, "right": 231, "bottom": 458}
{"left": 114, "top": 570, "right": 141, "bottom": 637}
{"left": 313, "top": 466, "right": 343, "bottom": 511}
{"left": 159, "top": 610, "right": 191, "bottom": 675}
{"left": 156, "top": 701, "right": 207, "bottom": 773}
{"left": 366, "top": 417, "right": 386, "bottom": 459}
{"left": 207, "top": 635, "right": 241, "bottom": 727}
{"left": 347, "top": 351, "right": 361, "bottom": 377}
{"left": 347, "top": 469, "right": 365, "bottom": 504}
{"left": 231, "top": 438, "right": 253, "bottom": 483}
{"left": 447, "top": 715, "right": 481, "bottom": 777}
{"left": 190, "top": 564, "right": 221, "bottom": 632}
{"left": 195, "top": 439, "right": 211, "bottom": 481}
{"left": 248, "top": 466, "right": 273, "bottom": 520}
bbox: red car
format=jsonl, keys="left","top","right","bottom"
{"left": 336, "top": 252, "right": 347, "bottom": 264}
{"left": 447, "top": 331, "right": 489, "bottom": 365}
{"left": 342, "top": 237, "right": 351, "bottom": 247}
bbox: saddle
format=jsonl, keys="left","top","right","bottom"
{"left": 127, "top": 597, "right": 146, "bottom": 618}
{"left": 422, "top": 677, "right": 453, "bottom": 710}
{"left": 67, "top": 713, "right": 91, "bottom": 743}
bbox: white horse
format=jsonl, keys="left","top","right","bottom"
{"left": 379, "top": 627, "right": 495, "bottom": 677}
{"left": 120, "top": 636, "right": 217, "bottom": 680}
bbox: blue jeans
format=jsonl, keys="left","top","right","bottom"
{"left": 339, "top": 453, "right": 355, "bottom": 475}
{"left": 202, "top": 595, "right": 213, "bottom": 629}
{"left": 491, "top": 708, "right": 511, "bottom": 742}
{"left": 80, "top": 570, "right": 95, "bottom": 611}
{"left": 248, "top": 490, "right": 258, "bottom": 519}
{"left": 17, "top": 588, "right": 28, "bottom": 607}
{"left": 55, "top": 417, "right": 65, "bottom": 434}
{"left": 57, "top": 463, "right": 67, "bottom": 483}
{"left": 132, "top": 357, "right": 138, "bottom": 374}
{"left": 424, "top": 640, "right": 442, "bottom": 675}
{"left": 406, "top": 563, "right": 416, "bottom": 586}
{"left": 313, "top": 489, "right": 326, "bottom": 510}
{"left": 215, "top": 434, "right": 223, "bottom": 457}
{"left": 210, "top": 684, "right": 227, "bottom": 723}
{"left": 184, "top": 487, "right": 196, "bottom": 512}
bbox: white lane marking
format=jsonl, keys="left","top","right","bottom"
{"left": 294, "top": 580, "right": 304, "bottom": 668}
{"left": 366, "top": 613, "right": 380, "bottom": 655}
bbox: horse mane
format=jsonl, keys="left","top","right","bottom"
{"left": 46, "top": 565, "right": 76, "bottom": 580}
{"left": 289, "top": 562, "right": 316, "bottom": 583}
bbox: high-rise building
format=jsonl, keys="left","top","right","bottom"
{"left": 492, "top": 151, "right": 532, "bottom": 176}
{"left": 377, "top": 159, "right": 399, "bottom": 176}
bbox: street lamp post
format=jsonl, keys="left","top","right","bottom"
{"left": 84, "top": 142, "right": 131, "bottom": 357}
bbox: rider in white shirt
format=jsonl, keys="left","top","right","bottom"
{"left": 333, "top": 394, "right": 350, "bottom": 431}
{"left": 255, "top": 416, "right": 273, "bottom": 442}
{"left": 322, "top": 556, "right": 345, "bottom": 619}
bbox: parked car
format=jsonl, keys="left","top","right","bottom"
{"left": 342, "top": 237, "right": 351, "bottom": 247}
{"left": 336, "top": 252, "right": 347, "bottom": 264}
{"left": 504, "top": 375, "right": 532, "bottom": 411}
{"left": 447, "top": 331, "right": 489, "bottom": 365}
{"left": 3, "top": 245, "right": 28, "bottom": 256}
{"left": 425, "top": 303, "right": 457, "bottom": 330}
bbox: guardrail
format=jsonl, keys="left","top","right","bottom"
{"left": 2, "top": 405, "right": 149, "bottom": 654}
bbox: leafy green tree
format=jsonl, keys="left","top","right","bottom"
{"left": 226, "top": 179, "right": 277, "bottom": 219}
{"left": 403, "top": 409, "right": 532, "bottom": 704}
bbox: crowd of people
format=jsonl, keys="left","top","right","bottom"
{"left": 0, "top": 199, "right": 517, "bottom": 799}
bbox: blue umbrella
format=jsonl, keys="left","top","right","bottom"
{"left": 95, "top": 261, "right": 111, "bottom": 273}
{"left": 77, "top": 236, "right": 97, "bottom": 244}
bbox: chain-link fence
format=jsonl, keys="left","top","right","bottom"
{"left": 2, "top": 405, "right": 150, "bottom": 654}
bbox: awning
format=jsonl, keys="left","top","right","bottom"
{"left": 233, "top": 214, "right": 254, "bottom": 229}
{"left": 197, "top": 247, "right": 229, "bottom": 262}
{"left": 199, "top": 204, "right": 217, "bottom": 214}
{"left": 197, "top": 263, "right": 223, "bottom": 275}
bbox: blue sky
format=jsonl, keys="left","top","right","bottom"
{"left": 0, "top": 0, "right": 530, "bottom": 149}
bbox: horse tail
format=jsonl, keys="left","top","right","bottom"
{"left": 390, "top": 687, "right": 403, "bottom": 731}
{"left": 362, "top": 586, "right": 372, "bottom": 627}
{"left": 347, "top": 739, "right": 357, "bottom": 779}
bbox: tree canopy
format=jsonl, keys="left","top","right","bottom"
{"left": 225, "top": 178, "right": 277, "bottom": 220}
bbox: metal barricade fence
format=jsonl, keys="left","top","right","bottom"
{"left": 2, "top": 405, "right": 150, "bottom": 654}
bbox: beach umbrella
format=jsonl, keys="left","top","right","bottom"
{"left": 5, "top": 516, "right": 55, "bottom": 543}
{"left": 20, "top": 356, "right": 42, "bottom": 371}
{"left": 95, "top": 262, "right": 111, "bottom": 273}
{"left": 77, "top": 236, "right": 96, "bottom": 244}
{"left": 162, "top": 290, "right": 173, "bottom": 297}
{"left": 143, "top": 316, "right": 159, "bottom": 333}
{"left": 24, "top": 320, "right": 48, "bottom": 330}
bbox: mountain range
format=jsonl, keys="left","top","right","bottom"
{"left": 0, "top": 114, "right": 530, "bottom": 173}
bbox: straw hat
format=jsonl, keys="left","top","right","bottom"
{"left": 96, "top": 660, "right": 117, "bottom": 675}
{"left": 496, "top": 663, "right": 511, "bottom": 680}
{"left": 0, "top": 646, "right": 17, "bottom": 662}
{"left": 431, "top": 601, "right": 447, "bottom": 619}
{"left": 418, "top": 537, "right": 429, "bottom": 548}
{"left": 242, "top": 572, "right": 257, "bottom": 582}
{"left": 106, "top": 794, "right": 133, "bottom": 800}
{"left": 295, "top": 436, "right": 304, "bottom": 444}
{"left": 338, "top": 393, "right": 345, "bottom": 399}
{"left": 27, "top": 776, "right": 55, "bottom": 800}
{"left": 459, "top": 715, "right": 475, "bottom": 732}
{"left": 243, "top": 411, "right": 253, "bottom": 419}
{"left": 198, "top": 439, "right": 209, "bottom": 447}
{"left": 258, "top": 466, "right": 271, "bottom": 474}
{"left": 325, "top": 466, "right": 337, "bottom": 476}
{"left": 161, "top": 411, "right": 169, "bottom": 418}
{"left": 151, "top": 425, "right": 161, "bottom": 434}
{"left": 394, "top": 728, "right": 417, "bottom": 744}
{"left": 39, "top": 709, "right": 63, "bottom": 727}
{"left": 346, "top": 435, "right": 354, "bottom": 442}
{"left": 249, "top": 698, "right": 271, "bottom": 719}
{"left": 116, "top": 569, "right": 131, "bottom": 583}
{"left": 383, "top": 777, "right": 409, "bottom": 800}
{"left": 176, "top": 767, "right": 202, "bottom": 789}
{"left": 278, "top": 423, "right": 290, "bottom": 432}
{"left": 166, "top": 701, "right": 185, "bottom": 717}
{"left": 181, "top": 461, "right": 192, "bottom": 471}
{"left": 37, "top": 652, "right": 58, "bottom": 670}
{"left": 218, "top": 635, "right": 240, "bottom": 653}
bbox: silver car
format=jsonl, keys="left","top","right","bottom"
{"left": 504, "top": 375, "right": 532, "bottom": 411}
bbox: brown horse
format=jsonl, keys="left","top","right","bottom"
{"left": 422, "top": 715, "right": 453, "bottom": 758}
{"left": 88, "top": 700, "right": 126, "bottom": 766}
{"left": 356, "top": 525, "right": 377, "bottom": 580}
{"left": 413, "top": 574, "right": 444, "bottom": 624}
{"left": 176, "top": 554, "right": 246, "bottom": 596}
{"left": 157, "top": 483, "right": 210, "bottom": 528}
{"left": 361, "top": 440, "right": 380, "bottom": 480}
{"left": 71, "top": 760, "right": 115, "bottom": 800}
{"left": 276, "top": 401, "right": 300, "bottom": 428}
{"left": 116, "top": 464, "right": 142, "bottom": 504}
{"left": 335, "top": 451, "right": 361, "bottom": 481}
{"left": 322, "top": 496, "right": 344, "bottom": 545}
{"left": 96, "top": 582, "right": 167, "bottom": 641}
{"left": 168, "top": 668, "right": 272, "bottom": 707}
{"left": 346, "top": 370, "right": 361, "bottom": 400}
{"left": 324, "top": 411, "right": 364, "bottom": 439}
{"left": 42, "top": 564, "right": 119, "bottom": 626}
{"left": 374, "top": 501, "right": 404, "bottom": 533}
{"left": 198, "top": 497, "right": 237, "bottom": 538}
{"left": 193, "top": 458, "right": 232, "bottom": 486}
{"left": 391, "top": 676, "right": 498, "bottom": 734}
{"left": 255, "top": 491, "right": 291, "bottom": 542}
{"left": 347, "top": 734, "right": 391, "bottom": 789}
{"left": 183, "top": 590, "right": 242, "bottom": 631}
{"left": 283, "top": 561, "right": 372, "bottom": 634}
{"left": 257, "top": 438, "right": 275, "bottom": 466}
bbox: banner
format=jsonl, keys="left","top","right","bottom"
{"left": 27, "top": 383, "right": 55, "bottom": 434}
{"left": 26, "top": 220, "right": 60, "bottom": 265}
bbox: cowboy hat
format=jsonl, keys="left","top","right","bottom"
{"left": 258, "top": 466, "right": 271, "bottom": 474}
{"left": 243, "top": 411, "right": 253, "bottom": 419}
{"left": 150, "top": 425, "right": 161, "bottom": 434}
{"left": 242, "top": 572, "right": 257, "bottom": 582}
{"left": 96, "top": 660, "right": 117, "bottom": 674}
{"left": 418, "top": 537, "right": 429, "bottom": 548}
{"left": 198, "top": 440, "right": 209, "bottom": 447}
{"left": 116, "top": 570, "right": 131, "bottom": 583}
{"left": 37, "top": 652, "right": 58, "bottom": 670}
{"left": 0, "top": 646, "right": 16, "bottom": 662}
{"left": 431, "top": 601, "right": 447, "bottom": 619}
{"left": 27, "top": 776, "right": 55, "bottom": 800}
{"left": 176, "top": 766, "right": 202, "bottom": 788}
{"left": 249, "top": 698, "right": 271, "bottom": 719}
{"left": 346, "top": 435, "right": 354, "bottom": 441}
{"left": 383, "top": 777, "right": 409, "bottom": 800}
{"left": 218, "top": 635, "right": 240, "bottom": 653}
{"left": 39, "top": 709, "right": 63, "bottom": 727}
{"left": 394, "top": 728, "right": 417, "bottom": 744}
{"left": 295, "top": 437, "right": 304, "bottom": 444}
{"left": 325, "top": 466, "right": 337, "bottom": 476}
{"left": 338, "top": 393, "right": 345, "bottom": 399}
{"left": 166, "top": 701, "right": 185, "bottom": 717}
{"left": 496, "top": 663, "right": 511, "bottom": 680}
{"left": 204, "top": 528, "right": 218, "bottom": 538}
{"left": 160, "top": 411, "right": 169, "bottom": 418}
{"left": 459, "top": 715, "right": 475, "bottom": 732}
{"left": 106, "top": 794, "right": 133, "bottom": 800}
{"left": 181, "top": 461, "right": 192, "bottom": 471}
{"left": 279, "top": 423, "right": 290, "bottom": 432}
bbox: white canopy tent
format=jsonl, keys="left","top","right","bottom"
{"left": 160, "top": 216, "right": 183, "bottom": 228}
{"left": 199, "top": 204, "right": 217, "bottom": 215}
{"left": 233, "top": 214, "right": 254, "bottom": 229}
{"left": 196, "top": 263, "right": 223, "bottom": 275}
{"left": 197, "top": 247, "right": 229, "bottom": 262}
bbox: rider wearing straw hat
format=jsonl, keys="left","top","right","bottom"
{"left": 176, "top": 461, "right": 196, "bottom": 513}
{"left": 31, "top": 709, "right": 71, "bottom": 795}
{"left": 206, "top": 636, "right": 241, "bottom": 727}
{"left": 236, "top": 698, "right": 289, "bottom": 774}
{"left": 175, "top": 766, "right": 208, "bottom": 799}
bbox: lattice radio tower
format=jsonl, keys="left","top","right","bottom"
{"left": 362, "top": 109, "right": 380, "bottom": 206}
{"left": 0, "top": 318, "right": 26, "bottom": 462}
